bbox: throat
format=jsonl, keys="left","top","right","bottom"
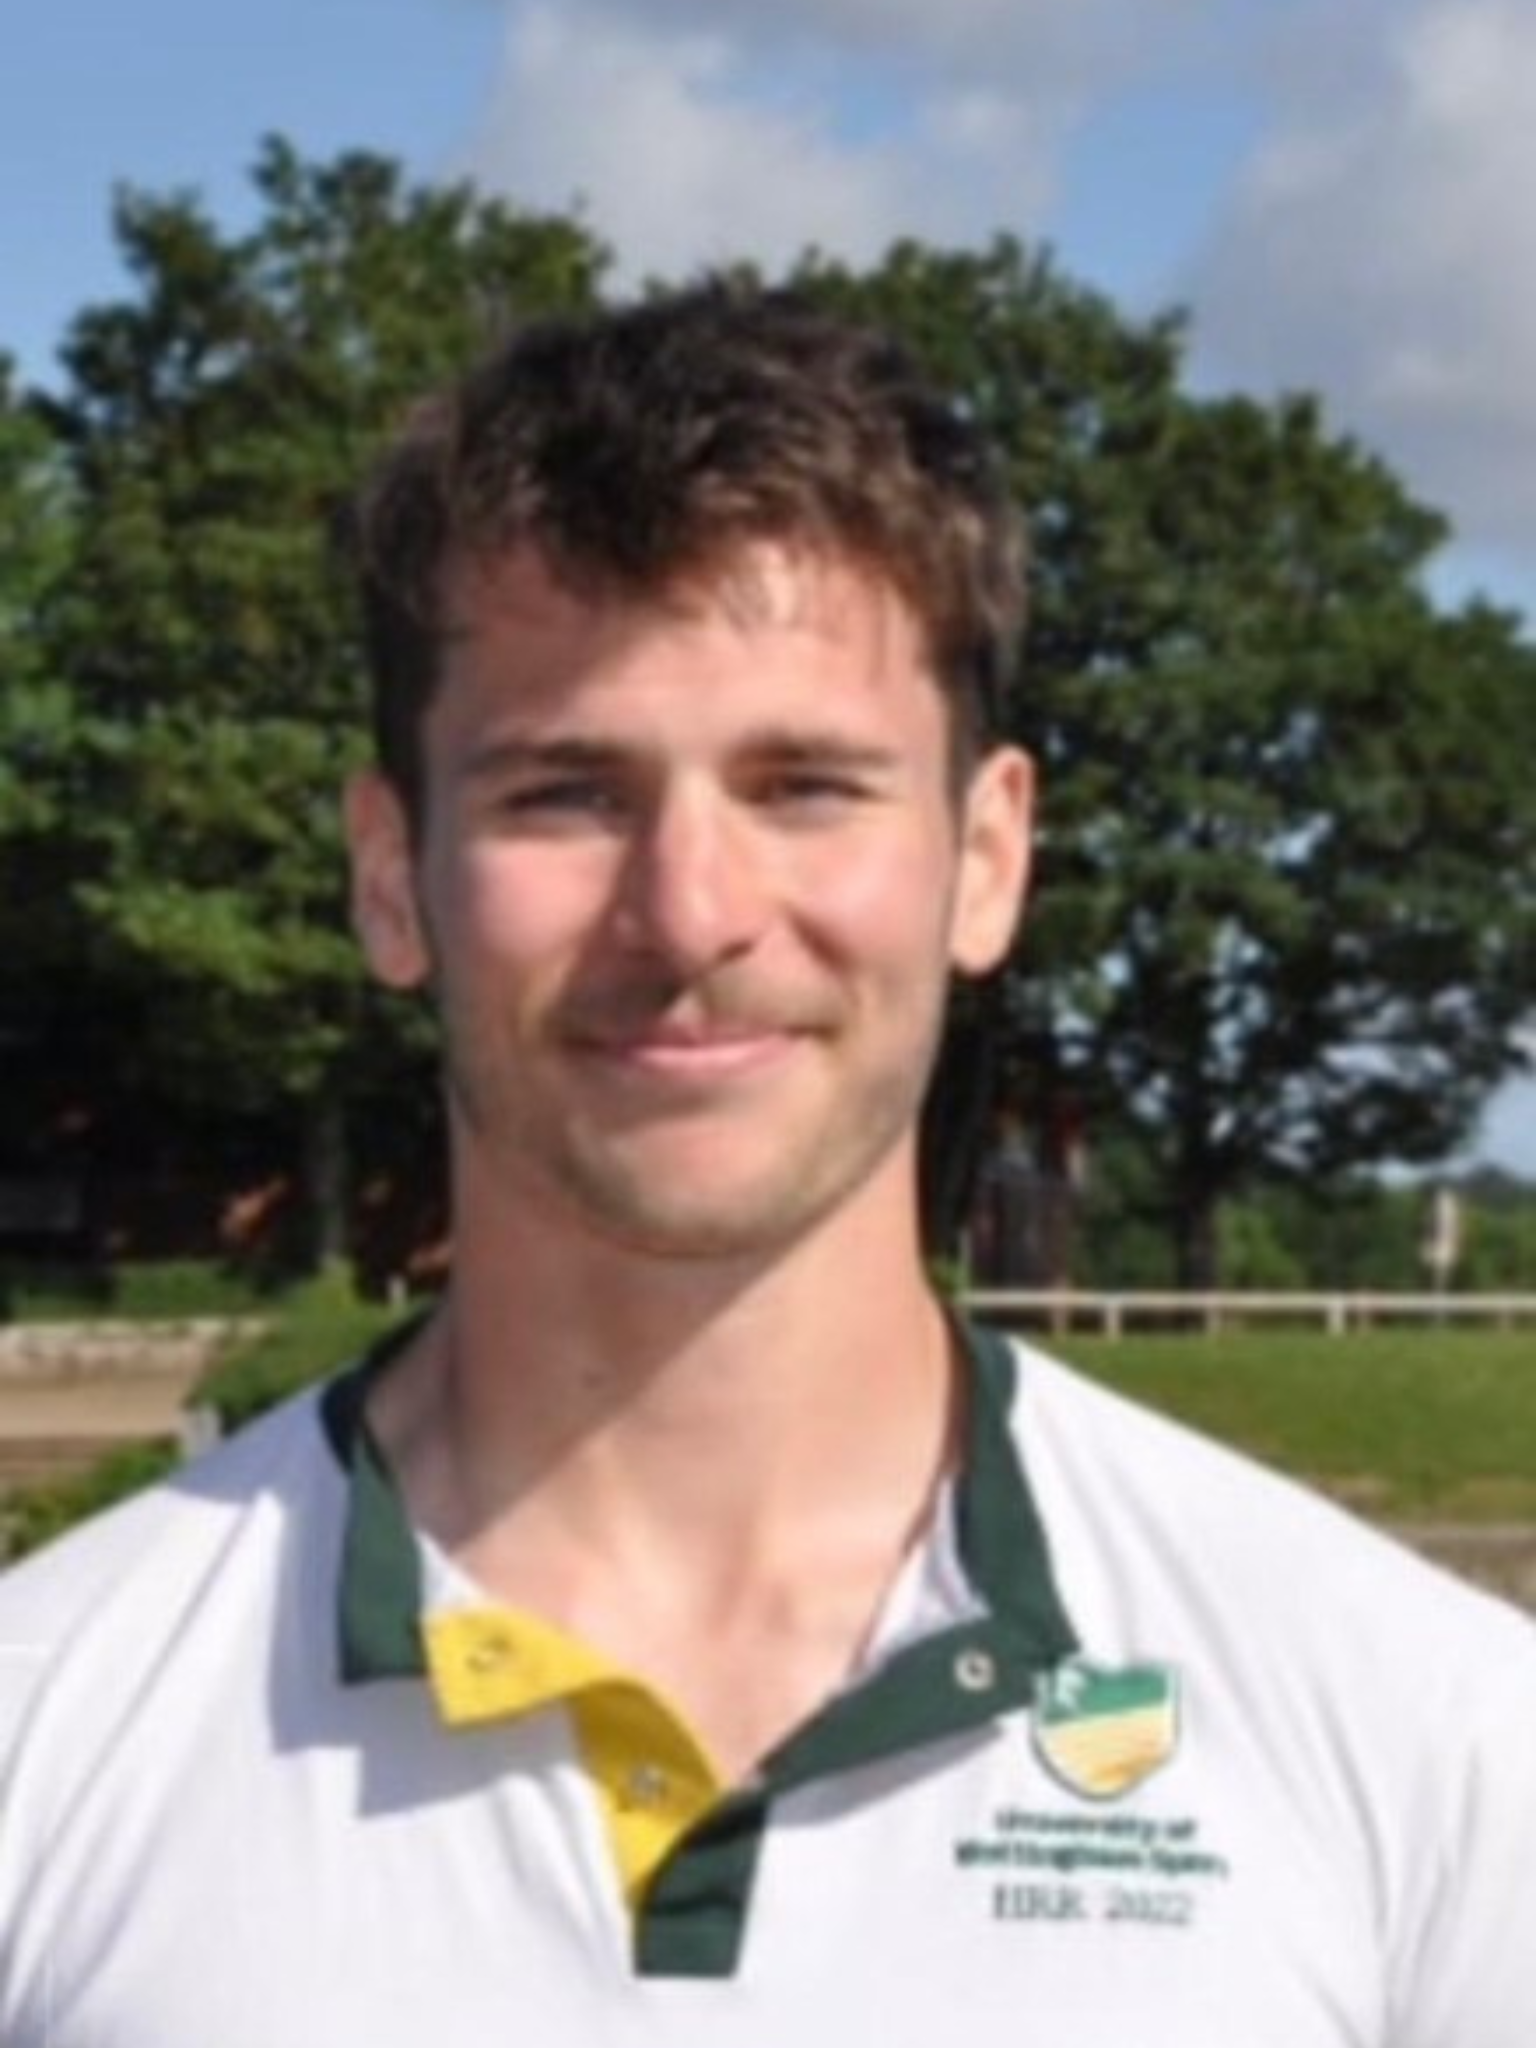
{"left": 374, "top": 1288, "right": 965, "bottom": 1776}
{"left": 437, "top": 1509, "right": 951, "bottom": 1787}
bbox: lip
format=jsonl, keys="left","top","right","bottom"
{"left": 570, "top": 1025, "right": 803, "bottom": 1082}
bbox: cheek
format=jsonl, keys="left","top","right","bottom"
{"left": 791, "top": 828, "right": 957, "bottom": 967}
{"left": 424, "top": 844, "right": 613, "bottom": 992}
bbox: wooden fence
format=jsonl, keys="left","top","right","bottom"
{"left": 962, "top": 1290, "right": 1536, "bottom": 1339}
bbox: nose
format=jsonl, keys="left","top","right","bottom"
{"left": 613, "top": 783, "right": 772, "bottom": 972}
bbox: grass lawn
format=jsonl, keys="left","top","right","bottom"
{"left": 195, "top": 1279, "right": 398, "bottom": 1433}
{"left": 6, "top": 1296, "right": 1534, "bottom": 1558}
{"left": 209, "top": 1304, "right": 1533, "bottom": 1524}
{"left": 1030, "top": 1326, "right": 1536, "bottom": 1521}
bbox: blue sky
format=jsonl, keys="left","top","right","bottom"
{"left": 5, "top": 0, "right": 1534, "bottom": 1173}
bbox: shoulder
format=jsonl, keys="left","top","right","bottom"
{"left": 1001, "top": 1331, "right": 1534, "bottom": 1679}
{"left": 997, "top": 1335, "right": 1536, "bottom": 2044}
{"left": 0, "top": 1385, "right": 342, "bottom": 1762}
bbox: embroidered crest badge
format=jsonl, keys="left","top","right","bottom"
{"left": 1032, "top": 1660, "right": 1180, "bottom": 1801}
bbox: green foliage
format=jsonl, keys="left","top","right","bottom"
{"left": 1, "top": 1440, "right": 181, "bottom": 1560}
{"left": 1211, "top": 1180, "right": 1423, "bottom": 1292}
{"left": 1071, "top": 1128, "right": 1178, "bottom": 1288}
{"left": 16, "top": 140, "right": 607, "bottom": 1262}
{"left": 195, "top": 1264, "right": 397, "bottom": 1431}
{"left": 109, "top": 1259, "right": 276, "bottom": 1318}
{"left": 0, "top": 360, "right": 75, "bottom": 836}
{"left": 1063, "top": 1170, "right": 1536, "bottom": 1293}
{"left": 1215, "top": 1205, "right": 1309, "bottom": 1290}
{"left": 1460, "top": 1200, "right": 1536, "bottom": 1290}
{"left": 0, "top": 1257, "right": 274, "bottom": 1322}
{"left": 1027, "top": 396, "right": 1536, "bottom": 1282}
{"left": 798, "top": 241, "right": 1536, "bottom": 1282}
{"left": 1049, "top": 1327, "right": 1536, "bottom": 1518}
{"left": 0, "top": 359, "right": 99, "bottom": 1183}
{"left": 4, "top": 155, "right": 1533, "bottom": 1284}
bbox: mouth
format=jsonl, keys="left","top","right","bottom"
{"left": 575, "top": 1024, "right": 800, "bottom": 1079}
{"left": 564, "top": 1007, "right": 817, "bottom": 1086}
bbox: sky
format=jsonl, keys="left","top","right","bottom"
{"left": 4, "top": 0, "right": 1533, "bottom": 1176}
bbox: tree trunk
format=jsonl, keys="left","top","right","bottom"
{"left": 300, "top": 1088, "right": 350, "bottom": 1275}
{"left": 1174, "top": 1186, "right": 1221, "bottom": 1292}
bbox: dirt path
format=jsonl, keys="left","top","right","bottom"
{"left": 0, "top": 1372, "right": 202, "bottom": 1489}
{"left": 0, "top": 1376, "right": 198, "bottom": 1436}
{"left": 1394, "top": 1524, "right": 1536, "bottom": 1614}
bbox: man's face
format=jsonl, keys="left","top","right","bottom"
{"left": 348, "top": 542, "right": 1032, "bottom": 1263}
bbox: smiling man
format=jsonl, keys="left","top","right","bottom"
{"left": 352, "top": 539, "right": 1021, "bottom": 1286}
{"left": 0, "top": 287, "right": 1531, "bottom": 2046}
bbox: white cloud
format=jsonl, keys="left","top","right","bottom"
{"left": 1190, "top": 0, "right": 1536, "bottom": 564}
{"left": 457, "top": 0, "right": 1536, "bottom": 596}
{"left": 459, "top": 6, "right": 911, "bottom": 277}
{"left": 525, "top": 0, "right": 1206, "bottom": 91}
{"left": 455, "top": 0, "right": 1217, "bottom": 286}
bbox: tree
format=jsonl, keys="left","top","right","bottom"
{"left": 792, "top": 241, "right": 1189, "bottom": 1256}
{"left": 1026, "top": 394, "right": 1536, "bottom": 1282}
{"left": 1455, "top": 1170, "right": 1536, "bottom": 1290}
{"left": 31, "top": 140, "right": 607, "bottom": 1265}
{"left": 0, "top": 360, "right": 99, "bottom": 1215}
{"left": 797, "top": 244, "right": 1536, "bottom": 1281}
{"left": 16, "top": 195, "right": 1534, "bottom": 1284}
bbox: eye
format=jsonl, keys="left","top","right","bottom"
{"left": 753, "top": 764, "right": 882, "bottom": 813}
{"left": 494, "top": 778, "right": 628, "bottom": 829}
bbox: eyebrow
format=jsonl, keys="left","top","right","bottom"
{"left": 458, "top": 730, "right": 906, "bottom": 783}
{"left": 737, "top": 733, "right": 906, "bottom": 777}
{"left": 458, "top": 737, "right": 627, "bottom": 785}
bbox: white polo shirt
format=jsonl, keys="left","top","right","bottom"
{"left": 0, "top": 1320, "right": 1531, "bottom": 2047}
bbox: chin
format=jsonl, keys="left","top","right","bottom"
{"left": 559, "top": 1158, "right": 854, "bottom": 1265}
{"left": 586, "top": 1198, "right": 825, "bottom": 1265}
{"left": 490, "top": 1104, "right": 918, "bottom": 1264}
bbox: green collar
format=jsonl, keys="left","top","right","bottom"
{"left": 322, "top": 1314, "right": 1076, "bottom": 1716}
{"left": 320, "top": 1313, "right": 1077, "bottom": 1979}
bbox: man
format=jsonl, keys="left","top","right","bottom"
{"left": 0, "top": 286, "right": 1531, "bottom": 2045}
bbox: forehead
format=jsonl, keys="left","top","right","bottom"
{"left": 434, "top": 540, "right": 937, "bottom": 711}
{"left": 444, "top": 536, "right": 908, "bottom": 635}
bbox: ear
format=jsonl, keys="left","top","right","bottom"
{"left": 948, "top": 745, "right": 1034, "bottom": 976}
{"left": 344, "top": 771, "right": 431, "bottom": 990}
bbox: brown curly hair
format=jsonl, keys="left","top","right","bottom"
{"left": 348, "top": 281, "right": 1026, "bottom": 820}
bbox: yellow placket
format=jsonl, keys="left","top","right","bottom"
{"left": 423, "top": 1607, "right": 726, "bottom": 1913}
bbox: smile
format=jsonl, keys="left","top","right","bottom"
{"left": 570, "top": 1025, "right": 805, "bottom": 1084}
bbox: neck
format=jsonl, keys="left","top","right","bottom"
{"left": 371, "top": 1148, "right": 955, "bottom": 1593}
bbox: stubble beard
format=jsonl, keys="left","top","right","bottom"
{"left": 439, "top": 967, "right": 947, "bottom": 1265}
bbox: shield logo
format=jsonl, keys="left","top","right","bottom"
{"left": 1032, "top": 1660, "right": 1180, "bottom": 1801}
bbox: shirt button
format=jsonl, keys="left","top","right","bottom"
{"left": 465, "top": 1633, "right": 517, "bottom": 1675}
{"left": 954, "top": 1648, "right": 997, "bottom": 1693}
{"left": 624, "top": 1763, "right": 671, "bottom": 1809}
